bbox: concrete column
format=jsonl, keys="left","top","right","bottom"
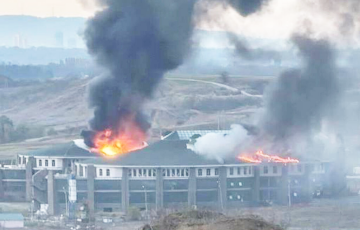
{"left": 303, "top": 164, "right": 313, "bottom": 202}
{"left": 0, "top": 169, "right": 4, "bottom": 199}
{"left": 26, "top": 157, "right": 35, "bottom": 201}
{"left": 218, "top": 166, "right": 227, "bottom": 210}
{"left": 121, "top": 168, "right": 129, "bottom": 212}
{"left": 155, "top": 168, "right": 163, "bottom": 210}
{"left": 279, "top": 165, "right": 289, "bottom": 205}
{"left": 87, "top": 165, "right": 95, "bottom": 217}
{"left": 252, "top": 166, "right": 260, "bottom": 205}
{"left": 188, "top": 168, "right": 196, "bottom": 207}
{"left": 47, "top": 170, "right": 57, "bottom": 215}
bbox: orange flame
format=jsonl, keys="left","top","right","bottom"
{"left": 238, "top": 150, "right": 299, "bottom": 164}
{"left": 92, "top": 118, "right": 147, "bottom": 156}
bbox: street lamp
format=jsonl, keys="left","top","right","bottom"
{"left": 62, "top": 187, "right": 69, "bottom": 217}
{"left": 142, "top": 185, "right": 148, "bottom": 220}
{"left": 217, "top": 180, "right": 224, "bottom": 211}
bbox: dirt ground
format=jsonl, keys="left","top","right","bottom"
{"left": 4, "top": 197, "right": 360, "bottom": 230}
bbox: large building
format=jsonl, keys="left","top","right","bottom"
{"left": 0, "top": 130, "right": 330, "bottom": 215}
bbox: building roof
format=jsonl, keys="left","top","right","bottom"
{"left": 0, "top": 213, "right": 24, "bottom": 221}
{"left": 163, "top": 130, "right": 230, "bottom": 140}
{"left": 83, "top": 140, "right": 241, "bottom": 167}
{"left": 24, "top": 141, "right": 98, "bottom": 158}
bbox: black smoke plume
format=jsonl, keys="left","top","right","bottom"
{"left": 227, "top": 0, "right": 270, "bottom": 16}
{"left": 228, "top": 33, "right": 279, "bottom": 61}
{"left": 82, "top": 0, "right": 196, "bottom": 146}
{"left": 260, "top": 35, "right": 340, "bottom": 143}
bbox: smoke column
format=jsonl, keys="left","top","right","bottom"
{"left": 226, "top": 0, "right": 270, "bottom": 16}
{"left": 82, "top": 0, "right": 196, "bottom": 146}
{"left": 260, "top": 35, "right": 340, "bottom": 143}
{"left": 190, "top": 125, "right": 248, "bottom": 163}
{"left": 227, "top": 33, "right": 279, "bottom": 61}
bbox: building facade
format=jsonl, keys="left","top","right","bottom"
{"left": 0, "top": 131, "right": 331, "bottom": 215}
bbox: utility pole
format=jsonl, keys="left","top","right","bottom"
{"left": 63, "top": 187, "right": 69, "bottom": 218}
{"left": 217, "top": 180, "right": 224, "bottom": 211}
{"left": 288, "top": 179, "right": 291, "bottom": 207}
{"left": 142, "top": 185, "right": 148, "bottom": 220}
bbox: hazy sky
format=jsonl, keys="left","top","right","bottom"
{"left": 0, "top": 0, "right": 358, "bottom": 46}
{"left": 0, "top": 0, "right": 95, "bottom": 17}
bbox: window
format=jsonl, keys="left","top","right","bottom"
{"left": 148, "top": 169, "right": 151, "bottom": 177}
{"left": 143, "top": 169, "right": 146, "bottom": 177}
{"left": 18, "top": 156, "right": 21, "bottom": 164}
{"left": 177, "top": 169, "right": 180, "bottom": 176}
{"left": 45, "top": 160, "right": 48, "bottom": 167}
{"left": 128, "top": 169, "right": 132, "bottom": 177}
{"left": 229, "top": 168, "right": 234, "bottom": 176}
{"left": 263, "top": 166, "right": 268, "bottom": 174}
{"left": 198, "top": 169, "right": 202, "bottom": 176}
{"left": 206, "top": 168, "right": 211, "bottom": 176}
{"left": 106, "top": 169, "right": 110, "bottom": 176}
{"left": 166, "top": 169, "right": 170, "bottom": 177}
{"left": 52, "top": 160, "right": 55, "bottom": 167}
{"left": 99, "top": 169, "right": 103, "bottom": 176}
{"left": 133, "top": 169, "right": 137, "bottom": 177}
{"left": 215, "top": 168, "right": 219, "bottom": 176}
{"left": 139, "top": 169, "right": 142, "bottom": 176}
{"left": 162, "top": 169, "right": 166, "bottom": 177}
{"left": 185, "top": 169, "right": 189, "bottom": 177}
{"left": 181, "top": 169, "right": 185, "bottom": 177}
{"left": 39, "top": 160, "right": 42, "bottom": 167}
{"left": 23, "top": 157, "right": 27, "bottom": 165}
{"left": 237, "top": 167, "right": 241, "bottom": 175}
{"left": 172, "top": 169, "right": 175, "bottom": 177}
{"left": 244, "top": 167, "right": 248, "bottom": 175}
{"left": 153, "top": 169, "right": 156, "bottom": 177}
{"left": 273, "top": 166, "right": 277, "bottom": 174}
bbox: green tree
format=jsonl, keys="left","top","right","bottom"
{"left": 0, "top": 115, "right": 14, "bottom": 144}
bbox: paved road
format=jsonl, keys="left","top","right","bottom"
{"left": 167, "top": 77, "right": 263, "bottom": 98}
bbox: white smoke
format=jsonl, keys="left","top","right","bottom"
{"left": 190, "top": 124, "right": 249, "bottom": 163}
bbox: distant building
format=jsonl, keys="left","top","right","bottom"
{"left": 13, "top": 34, "right": 28, "bottom": 48}
{"left": 0, "top": 213, "right": 24, "bottom": 229}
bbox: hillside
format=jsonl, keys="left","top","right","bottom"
{"left": 0, "top": 74, "right": 271, "bottom": 157}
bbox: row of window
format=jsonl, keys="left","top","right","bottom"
{"left": 262, "top": 165, "right": 278, "bottom": 175}
{"left": 289, "top": 164, "right": 303, "bottom": 173}
{"left": 18, "top": 156, "right": 27, "bottom": 165}
{"left": 163, "top": 168, "right": 189, "bottom": 177}
{"left": 38, "top": 159, "right": 56, "bottom": 167}
{"left": 98, "top": 169, "right": 111, "bottom": 177}
{"left": 129, "top": 168, "right": 156, "bottom": 178}
{"left": 197, "top": 168, "right": 218, "bottom": 177}
{"left": 78, "top": 166, "right": 87, "bottom": 177}
{"left": 228, "top": 166, "right": 253, "bottom": 176}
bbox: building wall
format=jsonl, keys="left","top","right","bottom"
{"left": 27, "top": 162, "right": 329, "bottom": 214}
{"left": 0, "top": 169, "right": 26, "bottom": 201}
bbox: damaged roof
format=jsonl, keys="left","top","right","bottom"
{"left": 83, "top": 140, "right": 242, "bottom": 166}
{"left": 162, "top": 130, "right": 231, "bottom": 141}
{"left": 24, "top": 141, "right": 98, "bottom": 158}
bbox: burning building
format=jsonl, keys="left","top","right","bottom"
{"left": 0, "top": 130, "right": 331, "bottom": 215}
